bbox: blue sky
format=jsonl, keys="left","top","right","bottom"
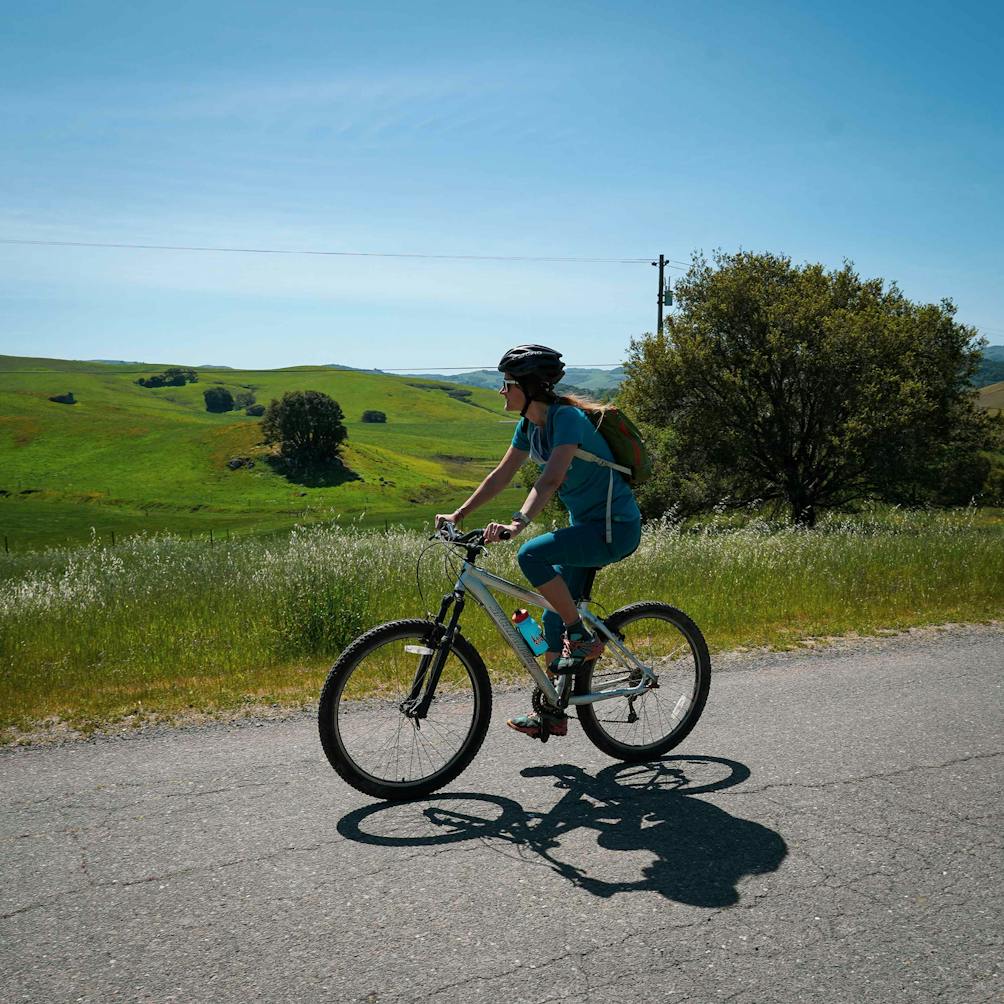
{"left": 1, "top": 0, "right": 1002, "bottom": 370}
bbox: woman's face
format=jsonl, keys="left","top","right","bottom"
{"left": 499, "top": 373, "right": 525, "bottom": 412}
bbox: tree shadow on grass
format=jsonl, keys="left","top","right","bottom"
{"left": 337, "top": 756, "right": 787, "bottom": 906}
{"left": 263, "top": 454, "right": 363, "bottom": 488}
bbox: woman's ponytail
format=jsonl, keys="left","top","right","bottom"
{"left": 556, "top": 391, "right": 610, "bottom": 418}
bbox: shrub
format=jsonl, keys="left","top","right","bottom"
{"left": 138, "top": 367, "right": 197, "bottom": 389}
{"left": 245, "top": 403, "right": 265, "bottom": 417}
{"left": 49, "top": 392, "right": 76, "bottom": 405}
{"left": 234, "top": 390, "right": 255, "bottom": 409}
{"left": 982, "top": 456, "right": 1004, "bottom": 505}
{"left": 361, "top": 410, "right": 387, "bottom": 423}
{"left": 203, "top": 386, "right": 235, "bottom": 413}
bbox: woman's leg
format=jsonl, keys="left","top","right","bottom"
{"left": 518, "top": 525, "right": 616, "bottom": 670}
{"left": 520, "top": 519, "right": 643, "bottom": 655}
{"left": 518, "top": 526, "right": 603, "bottom": 630}
{"left": 509, "top": 521, "right": 640, "bottom": 737}
{"left": 540, "top": 564, "right": 591, "bottom": 665}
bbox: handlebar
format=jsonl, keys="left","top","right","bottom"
{"left": 432, "top": 522, "right": 511, "bottom": 547}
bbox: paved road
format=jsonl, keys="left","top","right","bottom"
{"left": 2, "top": 626, "right": 1002, "bottom": 1003}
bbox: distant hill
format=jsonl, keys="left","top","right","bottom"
{"left": 975, "top": 345, "right": 1004, "bottom": 388}
{"left": 0, "top": 355, "right": 524, "bottom": 548}
{"left": 402, "top": 366, "right": 626, "bottom": 396}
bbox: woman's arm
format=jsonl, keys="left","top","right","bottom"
{"left": 436, "top": 446, "right": 528, "bottom": 526}
{"left": 483, "top": 443, "right": 577, "bottom": 542}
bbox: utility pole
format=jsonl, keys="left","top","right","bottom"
{"left": 651, "top": 254, "right": 672, "bottom": 334}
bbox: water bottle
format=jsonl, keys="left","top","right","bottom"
{"left": 512, "top": 609, "right": 548, "bottom": 656}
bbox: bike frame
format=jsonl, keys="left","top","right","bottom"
{"left": 455, "top": 559, "right": 656, "bottom": 708}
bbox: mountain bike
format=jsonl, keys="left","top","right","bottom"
{"left": 318, "top": 523, "right": 711, "bottom": 800}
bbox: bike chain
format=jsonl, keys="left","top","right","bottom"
{"left": 530, "top": 685, "right": 570, "bottom": 744}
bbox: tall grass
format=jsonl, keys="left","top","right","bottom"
{"left": 1, "top": 509, "right": 1001, "bottom": 736}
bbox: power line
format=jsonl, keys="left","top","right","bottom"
{"left": 0, "top": 237, "right": 680, "bottom": 266}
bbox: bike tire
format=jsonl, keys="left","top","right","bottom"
{"left": 575, "top": 602, "right": 711, "bottom": 762}
{"left": 319, "top": 618, "right": 492, "bottom": 800}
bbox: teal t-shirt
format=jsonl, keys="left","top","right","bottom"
{"left": 512, "top": 404, "right": 641, "bottom": 525}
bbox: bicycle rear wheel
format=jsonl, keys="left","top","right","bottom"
{"left": 319, "top": 619, "right": 492, "bottom": 800}
{"left": 575, "top": 602, "right": 710, "bottom": 762}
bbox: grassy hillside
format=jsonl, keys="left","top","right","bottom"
{"left": 978, "top": 380, "right": 1004, "bottom": 415}
{"left": 0, "top": 355, "right": 524, "bottom": 548}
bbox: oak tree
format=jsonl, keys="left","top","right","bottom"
{"left": 621, "top": 251, "right": 993, "bottom": 525}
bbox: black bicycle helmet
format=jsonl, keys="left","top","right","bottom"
{"left": 497, "top": 344, "right": 565, "bottom": 417}
{"left": 497, "top": 344, "right": 565, "bottom": 383}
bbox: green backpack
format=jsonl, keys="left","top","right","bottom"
{"left": 580, "top": 406, "right": 653, "bottom": 487}
{"left": 520, "top": 405, "right": 652, "bottom": 486}
{"left": 520, "top": 405, "right": 651, "bottom": 542}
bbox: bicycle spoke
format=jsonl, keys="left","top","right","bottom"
{"left": 580, "top": 606, "right": 706, "bottom": 754}
{"left": 329, "top": 632, "right": 480, "bottom": 787}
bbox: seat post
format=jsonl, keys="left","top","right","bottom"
{"left": 579, "top": 568, "right": 599, "bottom": 603}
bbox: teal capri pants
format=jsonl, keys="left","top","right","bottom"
{"left": 516, "top": 518, "right": 642, "bottom": 651}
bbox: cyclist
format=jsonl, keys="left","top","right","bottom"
{"left": 435, "top": 344, "right": 642, "bottom": 739}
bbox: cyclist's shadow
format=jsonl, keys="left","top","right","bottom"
{"left": 337, "top": 756, "right": 787, "bottom": 907}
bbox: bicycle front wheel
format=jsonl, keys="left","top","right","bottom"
{"left": 575, "top": 602, "right": 710, "bottom": 762}
{"left": 319, "top": 619, "right": 492, "bottom": 800}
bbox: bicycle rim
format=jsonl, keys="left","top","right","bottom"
{"left": 579, "top": 605, "right": 709, "bottom": 755}
{"left": 329, "top": 628, "right": 484, "bottom": 791}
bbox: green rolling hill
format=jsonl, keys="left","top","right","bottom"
{"left": 0, "top": 355, "right": 525, "bottom": 548}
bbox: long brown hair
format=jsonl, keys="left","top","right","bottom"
{"left": 555, "top": 391, "right": 610, "bottom": 418}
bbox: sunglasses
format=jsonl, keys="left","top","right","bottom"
{"left": 500, "top": 379, "right": 520, "bottom": 392}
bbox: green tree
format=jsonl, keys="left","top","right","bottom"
{"left": 262, "top": 390, "right": 347, "bottom": 463}
{"left": 621, "top": 251, "right": 994, "bottom": 525}
{"left": 203, "top": 386, "right": 234, "bottom": 413}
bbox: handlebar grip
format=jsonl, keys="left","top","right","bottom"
{"left": 499, "top": 529, "right": 511, "bottom": 541}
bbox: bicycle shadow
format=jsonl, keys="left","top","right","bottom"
{"left": 337, "top": 756, "right": 787, "bottom": 906}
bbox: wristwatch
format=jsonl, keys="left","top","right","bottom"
{"left": 511, "top": 510, "right": 531, "bottom": 528}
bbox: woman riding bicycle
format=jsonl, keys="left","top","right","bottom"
{"left": 435, "top": 344, "right": 642, "bottom": 739}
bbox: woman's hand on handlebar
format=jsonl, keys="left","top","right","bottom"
{"left": 435, "top": 510, "right": 463, "bottom": 531}
{"left": 483, "top": 521, "right": 522, "bottom": 544}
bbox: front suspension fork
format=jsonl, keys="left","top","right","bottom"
{"left": 400, "top": 591, "right": 465, "bottom": 720}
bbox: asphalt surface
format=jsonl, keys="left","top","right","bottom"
{"left": 2, "top": 625, "right": 1002, "bottom": 1003}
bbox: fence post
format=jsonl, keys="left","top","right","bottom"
{"left": 209, "top": 529, "right": 214, "bottom": 547}
{"left": 111, "top": 530, "right": 115, "bottom": 547}
{"left": 3, "top": 535, "right": 7, "bottom": 554}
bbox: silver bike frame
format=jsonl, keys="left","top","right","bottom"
{"left": 456, "top": 561, "right": 656, "bottom": 707}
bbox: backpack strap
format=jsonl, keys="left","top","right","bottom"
{"left": 572, "top": 449, "right": 631, "bottom": 544}
{"left": 526, "top": 410, "right": 631, "bottom": 544}
{"left": 572, "top": 448, "right": 632, "bottom": 477}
